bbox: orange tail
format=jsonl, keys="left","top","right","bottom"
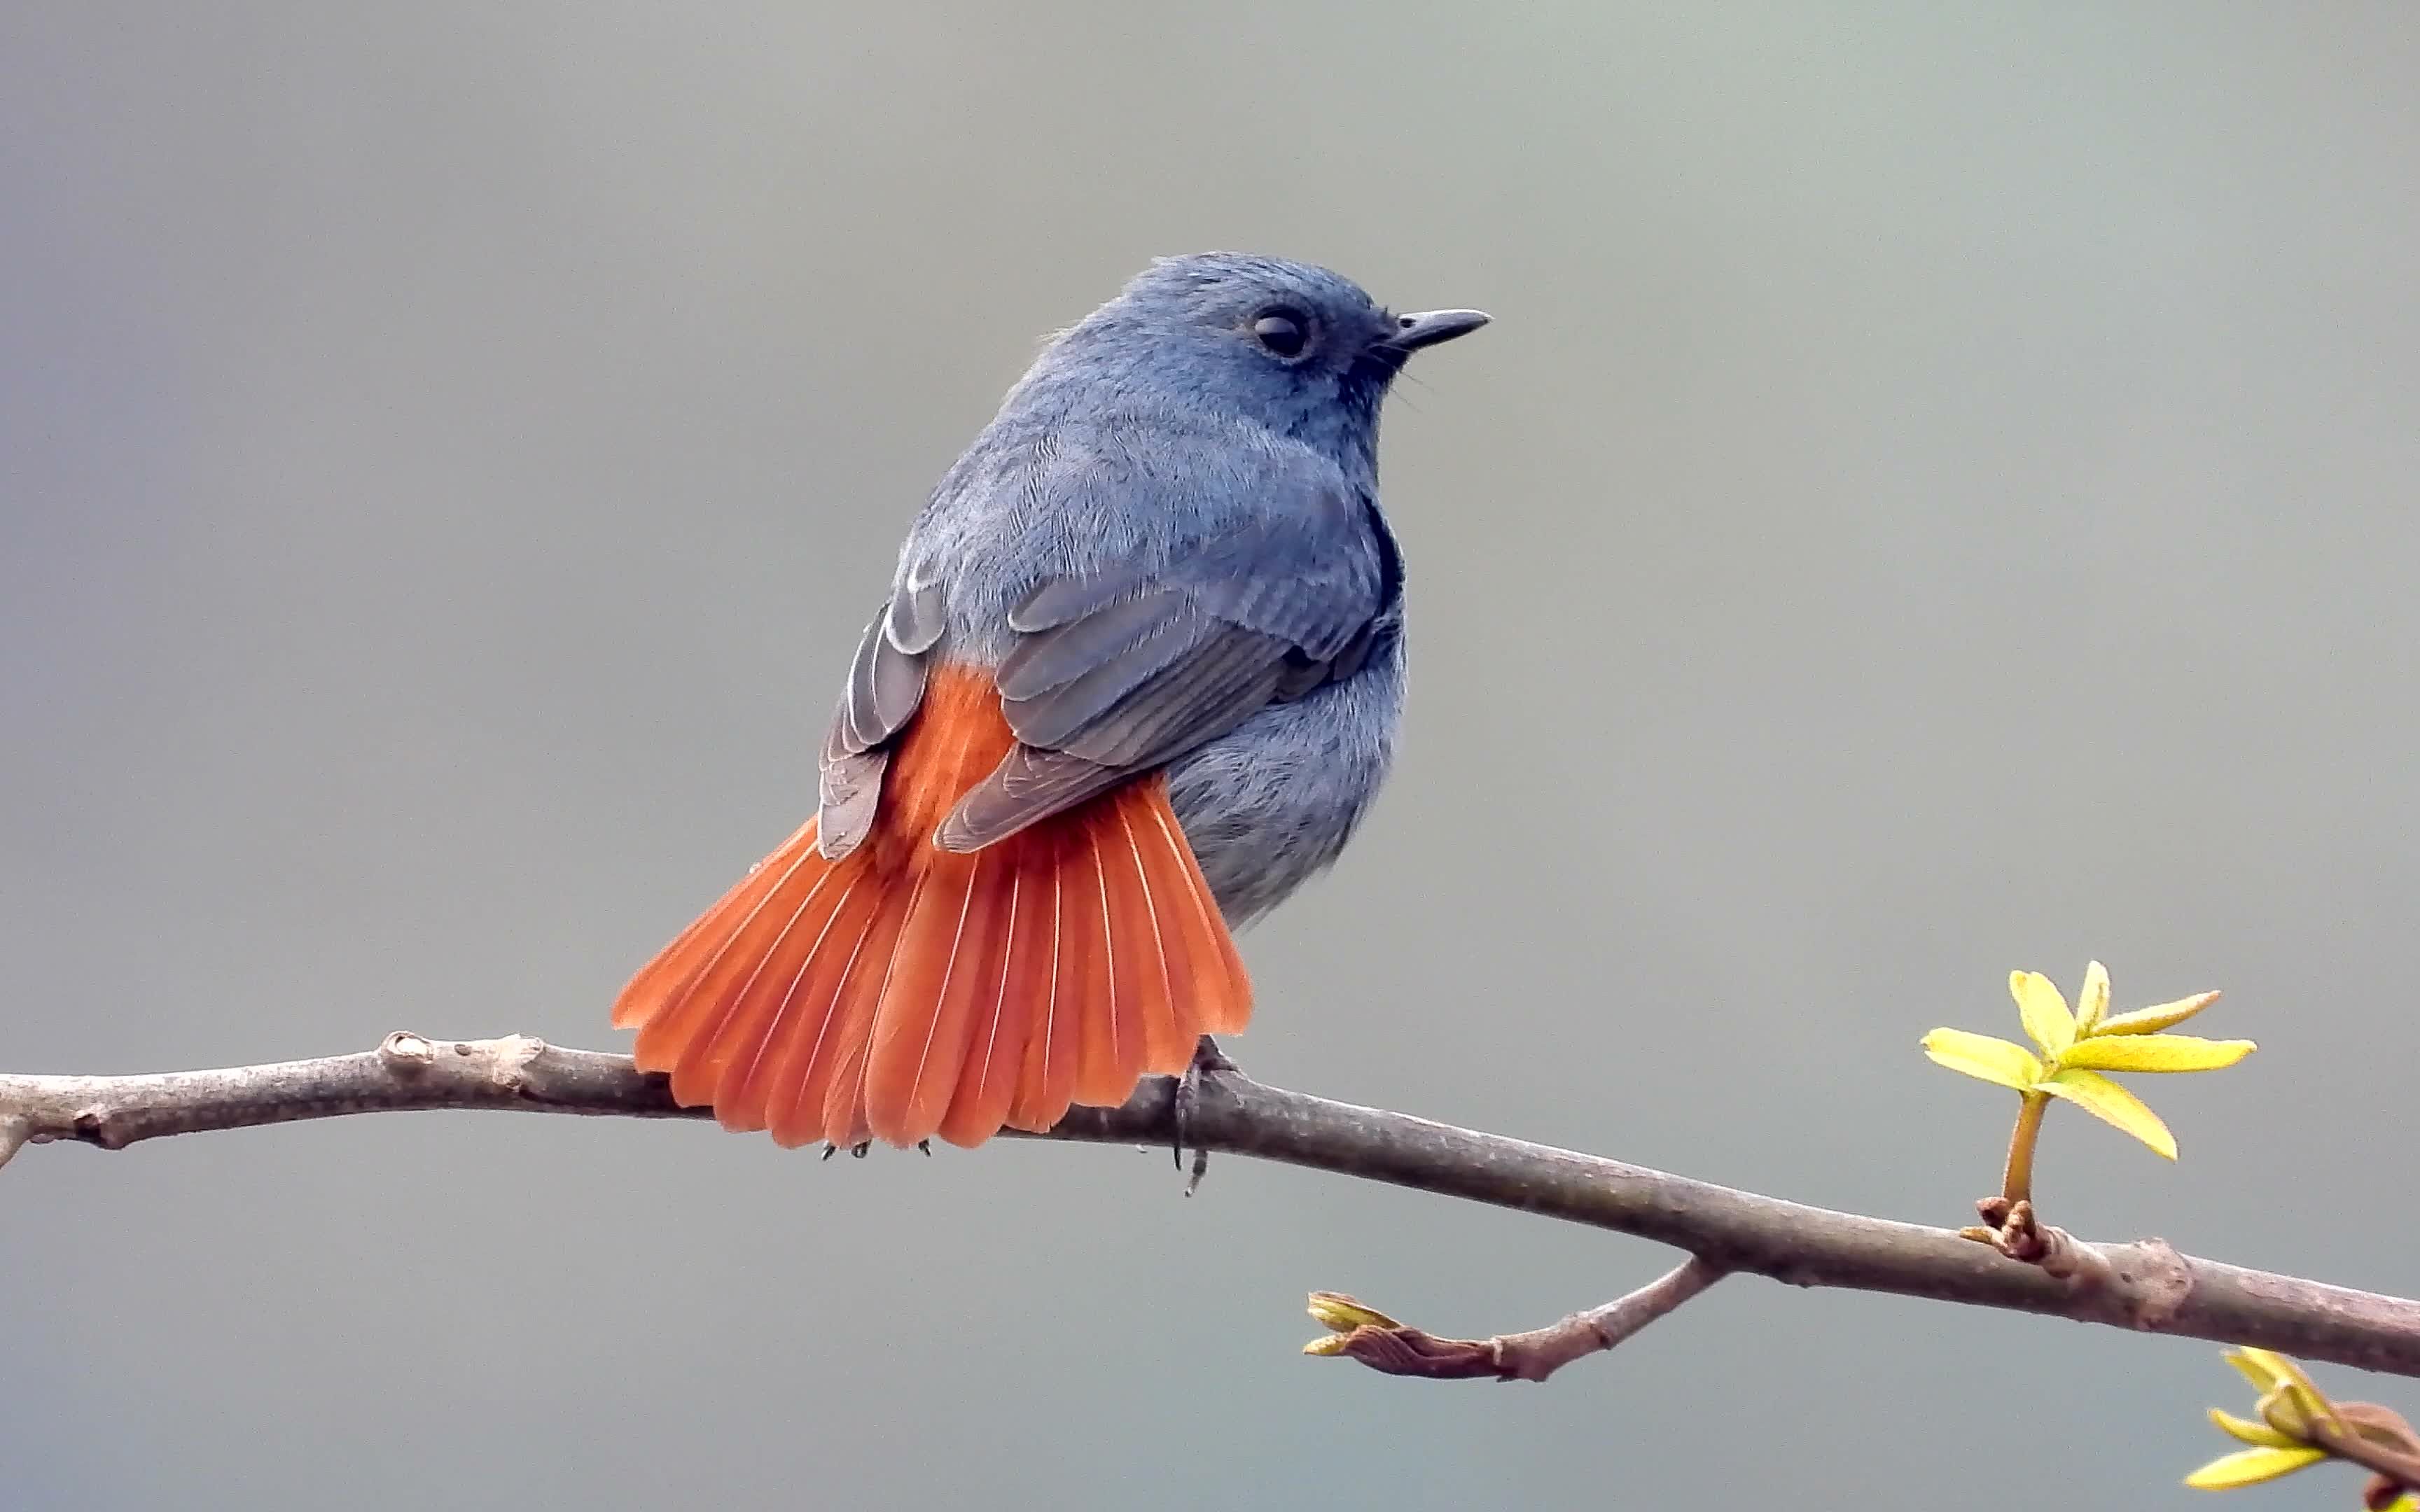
{"left": 613, "top": 666, "right": 1251, "bottom": 1149}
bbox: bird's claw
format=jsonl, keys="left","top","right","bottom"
{"left": 1174, "top": 1035, "right": 1237, "bottom": 1195}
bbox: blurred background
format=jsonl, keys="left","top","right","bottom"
{"left": 4, "top": 4, "right": 2416, "bottom": 1508}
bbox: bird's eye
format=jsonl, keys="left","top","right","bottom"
{"left": 1251, "top": 309, "right": 1309, "bottom": 358}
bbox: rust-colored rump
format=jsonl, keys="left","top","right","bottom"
{"left": 613, "top": 664, "right": 1251, "bottom": 1149}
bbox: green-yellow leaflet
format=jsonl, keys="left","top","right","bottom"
{"left": 2183, "top": 1446, "right": 2326, "bottom": 1490}
{"left": 1920, "top": 962, "right": 2248, "bottom": 1161}
{"left": 2038, "top": 1069, "right": 2175, "bottom": 1159}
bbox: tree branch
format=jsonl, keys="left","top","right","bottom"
{"left": 1304, "top": 1256, "right": 1732, "bottom": 1381}
{"left": 1487, "top": 1256, "right": 1732, "bottom": 1381}
{"left": 4, "top": 1031, "right": 2417, "bottom": 1380}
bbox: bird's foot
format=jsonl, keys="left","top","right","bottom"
{"left": 1174, "top": 1034, "right": 1239, "bottom": 1196}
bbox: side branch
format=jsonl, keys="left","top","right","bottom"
{"left": 4, "top": 1032, "right": 2416, "bottom": 1380}
{"left": 1305, "top": 1257, "right": 1732, "bottom": 1381}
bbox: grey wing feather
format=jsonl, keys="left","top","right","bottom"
{"left": 817, "top": 748, "right": 888, "bottom": 858}
{"left": 1000, "top": 502, "right": 1377, "bottom": 652}
{"left": 993, "top": 589, "right": 1188, "bottom": 700}
{"left": 937, "top": 629, "right": 1291, "bottom": 850}
{"left": 816, "top": 587, "right": 937, "bottom": 858}
{"left": 1044, "top": 624, "right": 1288, "bottom": 766}
{"left": 833, "top": 606, "right": 929, "bottom": 755}
{"left": 1183, "top": 566, "right": 1368, "bottom": 660}
{"left": 1003, "top": 568, "right": 1143, "bottom": 634}
{"left": 1170, "top": 510, "right": 1384, "bottom": 658}
{"left": 936, "top": 746, "right": 1121, "bottom": 851}
{"left": 885, "top": 576, "right": 948, "bottom": 654}
{"left": 996, "top": 601, "right": 1206, "bottom": 745}
{"left": 938, "top": 490, "right": 1384, "bottom": 850}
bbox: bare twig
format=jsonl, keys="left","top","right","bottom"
{"left": 4, "top": 1032, "right": 2418, "bottom": 1379}
{"left": 2310, "top": 1403, "right": 2420, "bottom": 1501}
{"left": 1491, "top": 1256, "right": 1731, "bottom": 1382}
{"left": 1306, "top": 1256, "right": 1732, "bottom": 1382}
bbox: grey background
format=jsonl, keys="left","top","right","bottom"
{"left": 4, "top": 4, "right": 2415, "bottom": 1508}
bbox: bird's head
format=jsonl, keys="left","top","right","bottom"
{"left": 1020, "top": 252, "right": 1487, "bottom": 468}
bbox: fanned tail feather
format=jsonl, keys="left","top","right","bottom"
{"left": 611, "top": 666, "right": 1251, "bottom": 1149}
{"left": 1003, "top": 872, "right": 1075, "bottom": 1132}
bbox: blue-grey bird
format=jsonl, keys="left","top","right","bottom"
{"left": 613, "top": 253, "right": 1487, "bottom": 1149}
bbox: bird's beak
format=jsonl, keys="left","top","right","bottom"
{"left": 1384, "top": 309, "right": 1491, "bottom": 353}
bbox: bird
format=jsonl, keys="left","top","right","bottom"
{"left": 611, "top": 252, "right": 1487, "bottom": 1152}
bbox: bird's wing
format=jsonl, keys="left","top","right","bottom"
{"left": 816, "top": 577, "right": 945, "bottom": 856}
{"left": 937, "top": 470, "right": 1393, "bottom": 850}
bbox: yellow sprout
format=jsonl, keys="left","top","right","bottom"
{"left": 2183, "top": 1350, "right": 2420, "bottom": 1497}
{"left": 2183, "top": 1446, "right": 2328, "bottom": 1490}
{"left": 1922, "top": 962, "right": 2249, "bottom": 1161}
{"left": 1303, "top": 1292, "right": 1400, "bottom": 1355}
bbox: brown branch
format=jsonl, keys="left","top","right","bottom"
{"left": 3, "top": 1032, "right": 2418, "bottom": 1380}
{"left": 2310, "top": 1403, "right": 2420, "bottom": 1502}
{"left": 1305, "top": 1256, "right": 1732, "bottom": 1381}
{"left": 1491, "top": 1256, "right": 1732, "bottom": 1381}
